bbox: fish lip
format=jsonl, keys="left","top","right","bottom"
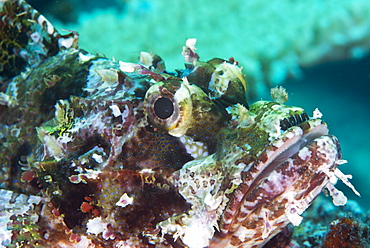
{"left": 214, "top": 119, "right": 332, "bottom": 243}
{"left": 247, "top": 119, "right": 329, "bottom": 196}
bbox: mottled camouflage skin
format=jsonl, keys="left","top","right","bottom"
{"left": 0, "top": 1, "right": 356, "bottom": 247}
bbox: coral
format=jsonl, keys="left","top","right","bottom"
{"left": 322, "top": 216, "right": 369, "bottom": 248}
{"left": 26, "top": 0, "right": 126, "bottom": 24}
{"left": 50, "top": 0, "right": 370, "bottom": 98}
{"left": 291, "top": 194, "right": 369, "bottom": 247}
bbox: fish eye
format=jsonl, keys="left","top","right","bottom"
{"left": 154, "top": 97, "right": 174, "bottom": 119}
{"left": 144, "top": 80, "right": 192, "bottom": 136}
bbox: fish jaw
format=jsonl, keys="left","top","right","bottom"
{"left": 161, "top": 101, "right": 353, "bottom": 248}
{"left": 213, "top": 134, "right": 341, "bottom": 247}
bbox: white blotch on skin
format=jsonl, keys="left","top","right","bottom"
{"left": 109, "top": 104, "right": 121, "bottom": 117}
{"left": 86, "top": 217, "right": 108, "bottom": 235}
{"left": 92, "top": 153, "right": 103, "bottom": 163}
{"left": 298, "top": 147, "right": 312, "bottom": 161}
{"left": 116, "top": 193, "right": 134, "bottom": 208}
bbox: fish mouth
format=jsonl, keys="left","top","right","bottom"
{"left": 217, "top": 115, "right": 336, "bottom": 242}
{"left": 248, "top": 116, "right": 330, "bottom": 194}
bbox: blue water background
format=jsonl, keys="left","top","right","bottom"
{"left": 285, "top": 55, "right": 370, "bottom": 210}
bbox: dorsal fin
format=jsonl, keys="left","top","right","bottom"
{"left": 0, "top": 0, "right": 78, "bottom": 83}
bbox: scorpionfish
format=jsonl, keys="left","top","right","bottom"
{"left": 0, "top": 0, "right": 359, "bottom": 247}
